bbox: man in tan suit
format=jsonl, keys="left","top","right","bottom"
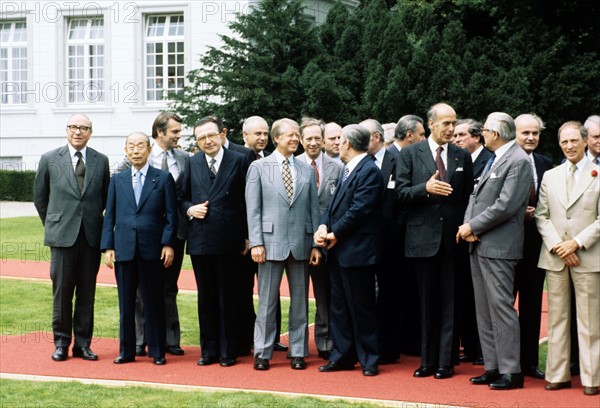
{"left": 535, "top": 121, "right": 600, "bottom": 396}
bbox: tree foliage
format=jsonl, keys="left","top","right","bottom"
{"left": 172, "top": 0, "right": 599, "bottom": 161}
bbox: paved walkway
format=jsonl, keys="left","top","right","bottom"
{"left": 0, "top": 201, "right": 38, "bottom": 218}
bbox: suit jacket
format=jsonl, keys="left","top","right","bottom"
{"left": 227, "top": 140, "right": 252, "bottom": 155}
{"left": 117, "top": 149, "right": 189, "bottom": 240}
{"left": 464, "top": 142, "right": 532, "bottom": 260}
{"left": 530, "top": 152, "right": 554, "bottom": 205}
{"left": 178, "top": 148, "right": 248, "bottom": 255}
{"left": 296, "top": 152, "right": 343, "bottom": 215}
{"left": 387, "top": 143, "right": 401, "bottom": 156}
{"left": 536, "top": 160, "right": 600, "bottom": 272}
{"left": 101, "top": 166, "right": 177, "bottom": 262}
{"left": 246, "top": 153, "right": 320, "bottom": 261}
{"left": 396, "top": 140, "right": 473, "bottom": 258}
{"left": 322, "top": 155, "right": 384, "bottom": 268}
{"left": 34, "top": 144, "right": 110, "bottom": 248}
{"left": 473, "top": 146, "right": 494, "bottom": 181}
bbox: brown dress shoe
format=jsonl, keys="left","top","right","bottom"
{"left": 544, "top": 381, "right": 571, "bottom": 390}
{"left": 584, "top": 386, "right": 599, "bottom": 396}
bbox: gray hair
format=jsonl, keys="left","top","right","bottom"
{"left": 427, "top": 103, "right": 452, "bottom": 123}
{"left": 584, "top": 115, "right": 599, "bottom": 132}
{"left": 341, "top": 124, "right": 370, "bottom": 152}
{"left": 514, "top": 113, "right": 546, "bottom": 131}
{"left": 395, "top": 115, "right": 424, "bottom": 140}
{"left": 486, "top": 112, "right": 516, "bottom": 141}
{"left": 558, "top": 121, "right": 587, "bottom": 142}
{"left": 242, "top": 116, "right": 268, "bottom": 132}
{"left": 271, "top": 118, "right": 299, "bottom": 140}
{"left": 359, "top": 119, "right": 385, "bottom": 143}
{"left": 125, "top": 131, "right": 151, "bottom": 147}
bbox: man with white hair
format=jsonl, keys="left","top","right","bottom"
{"left": 584, "top": 115, "right": 600, "bottom": 165}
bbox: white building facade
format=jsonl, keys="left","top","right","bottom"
{"left": 0, "top": 0, "right": 356, "bottom": 171}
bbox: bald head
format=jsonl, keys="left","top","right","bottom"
{"left": 515, "top": 113, "right": 544, "bottom": 154}
{"left": 324, "top": 122, "right": 342, "bottom": 158}
{"left": 243, "top": 116, "right": 269, "bottom": 153}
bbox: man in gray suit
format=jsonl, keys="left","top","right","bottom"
{"left": 457, "top": 112, "right": 533, "bottom": 390}
{"left": 34, "top": 113, "right": 110, "bottom": 362}
{"left": 296, "top": 117, "right": 343, "bottom": 360}
{"left": 246, "top": 118, "right": 322, "bottom": 371}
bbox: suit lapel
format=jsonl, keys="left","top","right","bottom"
{"left": 266, "top": 155, "right": 290, "bottom": 203}
{"left": 554, "top": 163, "right": 569, "bottom": 209}
{"left": 137, "top": 166, "right": 159, "bottom": 211}
{"left": 210, "top": 149, "right": 234, "bottom": 198}
{"left": 290, "top": 158, "right": 306, "bottom": 205}
{"left": 417, "top": 141, "right": 436, "bottom": 178}
{"left": 568, "top": 161, "right": 597, "bottom": 208}
{"left": 477, "top": 144, "right": 517, "bottom": 192}
{"left": 329, "top": 156, "right": 369, "bottom": 214}
{"left": 380, "top": 151, "right": 394, "bottom": 182}
{"left": 81, "top": 148, "right": 97, "bottom": 196}
{"left": 194, "top": 153, "right": 213, "bottom": 195}
{"left": 320, "top": 155, "right": 336, "bottom": 197}
{"left": 120, "top": 169, "right": 137, "bottom": 209}
{"left": 446, "top": 144, "right": 460, "bottom": 183}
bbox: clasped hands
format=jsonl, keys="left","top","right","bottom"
{"left": 314, "top": 225, "right": 337, "bottom": 250}
{"left": 552, "top": 239, "right": 581, "bottom": 267}
{"left": 456, "top": 223, "right": 480, "bottom": 243}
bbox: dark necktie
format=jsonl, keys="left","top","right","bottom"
{"left": 161, "top": 151, "right": 169, "bottom": 171}
{"left": 209, "top": 158, "right": 217, "bottom": 176}
{"left": 255, "top": 152, "right": 261, "bottom": 161}
{"left": 311, "top": 160, "right": 320, "bottom": 189}
{"left": 74, "top": 151, "right": 85, "bottom": 193}
{"left": 482, "top": 153, "right": 496, "bottom": 178}
{"left": 341, "top": 166, "right": 349, "bottom": 183}
{"left": 435, "top": 146, "right": 446, "bottom": 181}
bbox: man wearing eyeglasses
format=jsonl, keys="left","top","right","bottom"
{"left": 34, "top": 114, "right": 111, "bottom": 362}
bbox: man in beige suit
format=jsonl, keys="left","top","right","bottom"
{"left": 535, "top": 121, "right": 600, "bottom": 396}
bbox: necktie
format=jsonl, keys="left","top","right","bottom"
{"left": 435, "top": 146, "right": 446, "bottom": 181}
{"left": 595, "top": 156, "right": 600, "bottom": 166}
{"left": 161, "top": 151, "right": 169, "bottom": 171}
{"left": 341, "top": 166, "right": 349, "bottom": 183}
{"left": 566, "top": 163, "right": 576, "bottom": 201}
{"left": 282, "top": 158, "right": 293, "bottom": 200}
{"left": 74, "top": 151, "right": 85, "bottom": 193}
{"left": 133, "top": 171, "right": 143, "bottom": 206}
{"left": 311, "top": 160, "right": 320, "bottom": 189}
{"left": 255, "top": 152, "right": 261, "bottom": 161}
{"left": 209, "top": 158, "right": 217, "bottom": 176}
{"left": 483, "top": 153, "right": 496, "bottom": 178}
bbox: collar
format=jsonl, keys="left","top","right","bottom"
{"left": 273, "top": 149, "right": 294, "bottom": 166}
{"left": 373, "top": 146, "right": 385, "bottom": 167}
{"left": 567, "top": 155, "right": 589, "bottom": 173}
{"left": 151, "top": 143, "right": 169, "bottom": 158}
{"left": 223, "top": 139, "right": 230, "bottom": 149}
{"left": 493, "top": 140, "right": 515, "bottom": 161}
{"left": 346, "top": 152, "right": 368, "bottom": 175}
{"left": 471, "top": 145, "right": 484, "bottom": 162}
{"left": 427, "top": 137, "right": 448, "bottom": 154}
{"left": 131, "top": 162, "right": 150, "bottom": 178}
{"left": 301, "top": 151, "right": 322, "bottom": 166}
{"left": 205, "top": 146, "right": 224, "bottom": 164}
{"left": 68, "top": 144, "right": 87, "bottom": 160}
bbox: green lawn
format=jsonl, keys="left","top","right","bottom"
{"left": 0, "top": 378, "right": 377, "bottom": 407}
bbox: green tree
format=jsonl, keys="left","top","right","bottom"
{"left": 170, "top": 0, "right": 322, "bottom": 145}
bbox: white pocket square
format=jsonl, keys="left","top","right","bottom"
{"left": 490, "top": 172, "right": 499, "bottom": 179}
{"left": 455, "top": 167, "right": 464, "bottom": 172}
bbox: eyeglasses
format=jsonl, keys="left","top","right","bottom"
{"left": 67, "top": 125, "right": 91, "bottom": 132}
{"left": 196, "top": 132, "right": 220, "bottom": 143}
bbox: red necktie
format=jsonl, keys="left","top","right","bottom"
{"left": 311, "top": 160, "right": 320, "bottom": 189}
{"left": 435, "top": 146, "right": 446, "bottom": 181}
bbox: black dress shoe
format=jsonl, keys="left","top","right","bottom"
{"left": 319, "top": 361, "right": 355, "bottom": 372}
{"left": 524, "top": 366, "right": 545, "bottom": 379}
{"left": 318, "top": 350, "right": 332, "bottom": 360}
{"left": 290, "top": 357, "right": 307, "bottom": 370}
{"left": 51, "top": 347, "right": 68, "bottom": 361}
{"left": 413, "top": 366, "right": 436, "bottom": 377}
{"left": 273, "top": 342, "right": 289, "bottom": 352}
{"left": 197, "top": 356, "right": 219, "bottom": 366}
{"left": 470, "top": 369, "right": 500, "bottom": 384}
{"left": 544, "top": 380, "right": 571, "bottom": 390}
{"left": 459, "top": 354, "right": 472, "bottom": 363}
{"left": 220, "top": 358, "right": 236, "bottom": 367}
{"left": 72, "top": 347, "right": 98, "bottom": 361}
{"left": 113, "top": 356, "right": 135, "bottom": 364}
{"left": 489, "top": 373, "right": 524, "bottom": 390}
{"left": 434, "top": 366, "right": 454, "bottom": 379}
{"left": 584, "top": 386, "right": 599, "bottom": 396}
{"left": 254, "top": 358, "right": 270, "bottom": 370}
{"left": 473, "top": 357, "right": 485, "bottom": 365}
{"left": 135, "top": 345, "right": 147, "bottom": 357}
{"left": 153, "top": 356, "right": 166, "bottom": 365}
{"left": 362, "top": 367, "right": 379, "bottom": 376}
{"left": 166, "top": 345, "right": 185, "bottom": 356}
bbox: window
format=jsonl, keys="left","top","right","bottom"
{"left": 0, "top": 21, "right": 28, "bottom": 104}
{"left": 66, "top": 17, "right": 105, "bottom": 103}
{"left": 144, "top": 14, "right": 184, "bottom": 101}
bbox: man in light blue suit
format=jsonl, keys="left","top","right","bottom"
{"left": 246, "top": 118, "right": 322, "bottom": 371}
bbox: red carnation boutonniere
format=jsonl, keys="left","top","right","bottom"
{"left": 592, "top": 170, "right": 598, "bottom": 177}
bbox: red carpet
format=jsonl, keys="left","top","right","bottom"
{"left": 2, "top": 260, "right": 598, "bottom": 407}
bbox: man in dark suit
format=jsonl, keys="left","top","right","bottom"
{"left": 101, "top": 132, "right": 177, "bottom": 365}
{"left": 130, "top": 112, "right": 189, "bottom": 358}
{"left": 396, "top": 103, "right": 474, "bottom": 379}
{"left": 513, "top": 113, "right": 554, "bottom": 379}
{"left": 458, "top": 112, "right": 533, "bottom": 390}
{"left": 179, "top": 116, "right": 248, "bottom": 367}
{"left": 246, "top": 118, "right": 322, "bottom": 371}
{"left": 389, "top": 115, "right": 426, "bottom": 357}
{"left": 34, "top": 113, "right": 110, "bottom": 362}
{"left": 296, "top": 117, "right": 343, "bottom": 360}
{"left": 360, "top": 118, "right": 402, "bottom": 364}
{"left": 315, "top": 124, "right": 384, "bottom": 376}
{"left": 452, "top": 119, "right": 489, "bottom": 366}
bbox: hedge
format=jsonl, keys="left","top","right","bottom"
{"left": 0, "top": 170, "right": 35, "bottom": 201}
